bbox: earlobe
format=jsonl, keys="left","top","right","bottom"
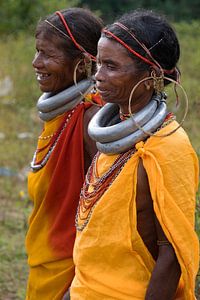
{"left": 144, "top": 81, "right": 151, "bottom": 90}
{"left": 76, "top": 59, "right": 85, "bottom": 74}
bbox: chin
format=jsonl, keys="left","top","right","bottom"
{"left": 39, "top": 85, "right": 51, "bottom": 93}
{"left": 101, "top": 97, "right": 117, "bottom": 104}
{"left": 39, "top": 85, "right": 59, "bottom": 94}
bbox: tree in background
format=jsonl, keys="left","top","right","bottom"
{"left": 0, "top": 0, "right": 199, "bottom": 35}
{"left": 80, "top": 0, "right": 200, "bottom": 22}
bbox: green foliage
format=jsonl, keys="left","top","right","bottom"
{"left": 0, "top": 0, "right": 79, "bottom": 35}
{"left": 80, "top": 0, "right": 200, "bottom": 22}
{"left": 0, "top": 177, "right": 31, "bottom": 299}
{"left": 0, "top": 33, "right": 39, "bottom": 110}
{"left": 176, "top": 21, "right": 200, "bottom": 156}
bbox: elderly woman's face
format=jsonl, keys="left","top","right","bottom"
{"left": 32, "top": 33, "right": 76, "bottom": 93}
{"left": 95, "top": 37, "right": 148, "bottom": 113}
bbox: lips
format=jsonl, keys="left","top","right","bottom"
{"left": 96, "top": 86, "right": 110, "bottom": 97}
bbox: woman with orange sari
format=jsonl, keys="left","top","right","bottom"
{"left": 72, "top": 9, "right": 199, "bottom": 300}
{"left": 25, "top": 8, "right": 103, "bottom": 300}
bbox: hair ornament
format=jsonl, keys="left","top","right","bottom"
{"left": 56, "top": 11, "right": 96, "bottom": 61}
{"left": 44, "top": 20, "right": 71, "bottom": 40}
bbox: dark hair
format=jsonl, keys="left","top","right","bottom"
{"left": 36, "top": 7, "right": 103, "bottom": 62}
{"left": 103, "top": 9, "right": 180, "bottom": 84}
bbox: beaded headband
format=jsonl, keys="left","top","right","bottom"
{"left": 45, "top": 11, "right": 96, "bottom": 61}
{"left": 103, "top": 22, "right": 175, "bottom": 75}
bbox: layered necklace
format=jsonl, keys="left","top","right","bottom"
{"left": 30, "top": 79, "right": 94, "bottom": 171}
{"left": 76, "top": 92, "right": 175, "bottom": 231}
{"left": 75, "top": 147, "right": 136, "bottom": 231}
{"left": 30, "top": 104, "right": 80, "bottom": 172}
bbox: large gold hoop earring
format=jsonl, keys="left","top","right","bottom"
{"left": 128, "top": 75, "right": 189, "bottom": 138}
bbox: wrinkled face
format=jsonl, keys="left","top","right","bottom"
{"left": 95, "top": 37, "right": 148, "bottom": 113}
{"left": 32, "top": 32, "right": 77, "bottom": 93}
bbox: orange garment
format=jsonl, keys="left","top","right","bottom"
{"left": 26, "top": 96, "right": 100, "bottom": 300}
{"left": 71, "top": 121, "right": 199, "bottom": 300}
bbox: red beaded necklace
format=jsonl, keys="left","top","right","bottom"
{"left": 75, "top": 112, "right": 176, "bottom": 231}
{"left": 76, "top": 147, "right": 136, "bottom": 231}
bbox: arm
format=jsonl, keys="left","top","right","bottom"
{"left": 62, "top": 289, "right": 70, "bottom": 300}
{"left": 145, "top": 218, "right": 181, "bottom": 300}
{"left": 83, "top": 105, "right": 100, "bottom": 173}
{"left": 136, "top": 159, "right": 181, "bottom": 300}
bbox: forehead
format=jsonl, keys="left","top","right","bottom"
{"left": 36, "top": 32, "right": 66, "bottom": 51}
{"left": 97, "top": 37, "right": 132, "bottom": 62}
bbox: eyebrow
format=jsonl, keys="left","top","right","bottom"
{"left": 98, "top": 57, "right": 118, "bottom": 66}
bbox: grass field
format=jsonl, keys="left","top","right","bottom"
{"left": 0, "top": 22, "right": 200, "bottom": 299}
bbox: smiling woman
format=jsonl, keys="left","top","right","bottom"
{"left": 25, "top": 7, "right": 103, "bottom": 300}
{"left": 33, "top": 34, "right": 77, "bottom": 93}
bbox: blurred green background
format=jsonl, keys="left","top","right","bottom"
{"left": 0, "top": 0, "right": 199, "bottom": 299}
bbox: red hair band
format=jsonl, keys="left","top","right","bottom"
{"left": 103, "top": 23, "right": 175, "bottom": 75}
{"left": 56, "top": 11, "right": 96, "bottom": 61}
{"left": 103, "top": 29, "right": 157, "bottom": 68}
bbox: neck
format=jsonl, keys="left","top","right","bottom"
{"left": 119, "top": 91, "right": 154, "bottom": 115}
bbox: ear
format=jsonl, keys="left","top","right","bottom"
{"left": 76, "top": 53, "right": 92, "bottom": 73}
{"left": 75, "top": 58, "right": 85, "bottom": 74}
{"left": 143, "top": 68, "right": 153, "bottom": 90}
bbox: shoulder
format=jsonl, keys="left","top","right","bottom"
{"left": 146, "top": 120, "right": 197, "bottom": 160}
{"left": 83, "top": 104, "right": 100, "bottom": 126}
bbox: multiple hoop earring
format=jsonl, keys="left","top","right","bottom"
{"left": 128, "top": 72, "right": 189, "bottom": 138}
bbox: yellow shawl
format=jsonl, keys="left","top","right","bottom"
{"left": 71, "top": 121, "right": 199, "bottom": 300}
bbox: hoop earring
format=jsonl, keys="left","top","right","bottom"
{"left": 73, "top": 59, "right": 82, "bottom": 87}
{"left": 73, "top": 59, "right": 102, "bottom": 107}
{"left": 73, "top": 57, "right": 93, "bottom": 85}
{"left": 128, "top": 74, "right": 189, "bottom": 138}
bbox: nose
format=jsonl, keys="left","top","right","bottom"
{"left": 32, "top": 52, "right": 43, "bottom": 69}
{"left": 95, "top": 64, "right": 104, "bottom": 83}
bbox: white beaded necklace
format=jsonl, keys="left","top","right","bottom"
{"left": 30, "top": 104, "right": 80, "bottom": 172}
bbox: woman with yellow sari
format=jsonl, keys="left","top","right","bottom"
{"left": 72, "top": 9, "right": 199, "bottom": 300}
{"left": 25, "top": 8, "right": 103, "bottom": 300}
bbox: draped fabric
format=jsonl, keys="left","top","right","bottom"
{"left": 71, "top": 121, "right": 199, "bottom": 300}
{"left": 26, "top": 98, "right": 99, "bottom": 299}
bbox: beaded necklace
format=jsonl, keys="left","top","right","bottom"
{"left": 75, "top": 112, "right": 175, "bottom": 232}
{"left": 30, "top": 103, "right": 80, "bottom": 172}
{"left": 119, "top": 111, "right": 131, "bottom": 121}
{"left": 75, "top": 147, "right": 136, "bottom": 231}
